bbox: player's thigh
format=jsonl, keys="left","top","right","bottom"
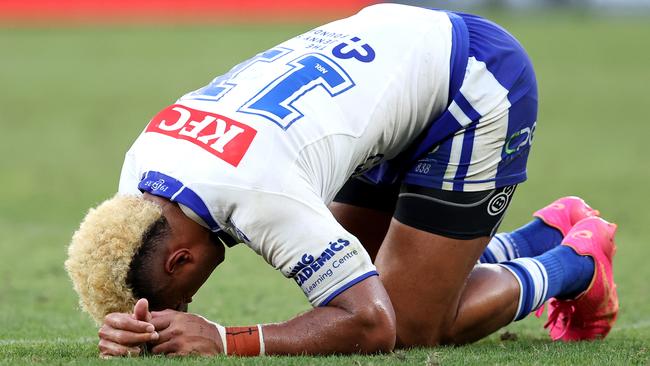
{"left": 330, "top": 178, "right": 400, "bottom": 260}
{"left": 376, "top": 222, "right": 488, "bottom": 347}
{"left": 375, "top": 185, "right": 515, "bottom": 347}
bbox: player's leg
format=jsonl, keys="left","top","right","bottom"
{"left": 330, "top": 178, "right": 400, "bottom": 260}
{"left": 376, "top": 221, "right": 513, "bottom": 345}
{"left": 375, "top": 186, "right": 604, "bottom": 346}
{"left": 480, "top": 196, "right": 599, "bottom": 263}
{"left": 372, "top": 185, "right": 520, "bottom": 345}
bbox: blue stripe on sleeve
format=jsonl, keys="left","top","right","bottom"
{"left": 319, "top": 271, "right": 379, "bottom": 306}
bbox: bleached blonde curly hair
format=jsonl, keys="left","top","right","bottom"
{"left": 65, "top": 194, "right": 162, "bottom": 325}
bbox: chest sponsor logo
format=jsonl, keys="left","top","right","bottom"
{"left": 146, "top": 104, "right": 257, "bottom": 167}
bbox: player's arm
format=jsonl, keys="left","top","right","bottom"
{"left": 263, "top": 274, "right": 395, "bottom": 355}
{"left": 147, "top": 274, "right": 395, "bottom": 356}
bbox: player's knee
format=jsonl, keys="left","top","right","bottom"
{"left": 394, "top": 308, "right": 462, "bottom": 347}
{"left": 395, "top": 320, "right": 442, "bottom": 347}
{"left": 353, "top": 301, "right": 396, "bottom": 353}
{"left": 397, "top": 320, "right": 469, "bottom": 347}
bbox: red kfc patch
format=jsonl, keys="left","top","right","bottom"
{"left": 146, "top": 104, "right": 256, "bottom": 167}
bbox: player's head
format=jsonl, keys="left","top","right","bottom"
{"left": 65, "top": 193, "right": 224, "bottom": 324}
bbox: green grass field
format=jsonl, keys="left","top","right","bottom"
{"left": 1, "top": 11, "right": 649, "bottom": 365}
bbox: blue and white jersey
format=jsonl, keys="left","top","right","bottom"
{"left": 118, "top": 4, "right": 537, "bottom": 306}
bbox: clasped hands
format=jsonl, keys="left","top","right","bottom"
{"left": 98, "top": 298, "right": 224, "bottom": 357}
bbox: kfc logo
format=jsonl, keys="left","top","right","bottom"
{"left": 146, "top": 105, "right": 256, "bottom": 167}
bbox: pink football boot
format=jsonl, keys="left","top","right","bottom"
{"left": 541, "top": 217, "right": 619, "bottom": 341}
{"left": 533, "top": 196, "right": 600, "bottom": 236}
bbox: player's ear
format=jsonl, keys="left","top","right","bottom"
{"left": 165, "top": 248, "right": 193, "bottom": 274}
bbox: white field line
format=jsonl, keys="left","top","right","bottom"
{"left": 1, "top": 321, "right": 649, "bottom": 346}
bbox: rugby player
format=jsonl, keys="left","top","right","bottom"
{"left": 65, "top": 3, "right": 619, "bottom": 357}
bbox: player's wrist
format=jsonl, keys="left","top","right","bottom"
{"left": 195, "top": 315, "right": 228, "bottom": 355}
{"left": 214, "top": 322, "right": 228, "bottom": 354}
{"left": 225, "top": 325, "right": 265, "bottom": 356}
{"left": 198, "top": 316, "right": 265, "bottom": 356}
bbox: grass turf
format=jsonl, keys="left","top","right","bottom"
{"left": 1, "top": 12, "right": 649, "bottom": 365}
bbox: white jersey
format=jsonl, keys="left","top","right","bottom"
{"left": 119, "top": 4, "right": 454, "bottom": 306}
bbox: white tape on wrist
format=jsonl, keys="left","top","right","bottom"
{"left": 216, "top": 323, "right": 228, "bottom": 355}
{"left": 198, "top": 315, "right": 227, "bottom": 355}
{"left": 257, "top": 324, "right": 265, "bottom": 356}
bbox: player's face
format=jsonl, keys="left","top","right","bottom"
{"left": 142, "top": 193, "right": 225, "bottom": 312}
{"left": 175, "top": 239, "right": 224, "bottom": 312}
{"left": 148, "top": 232, "right": 225, "bottom": 312}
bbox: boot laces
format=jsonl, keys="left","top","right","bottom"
{"left": 543, "top": 299, "right": 576, "bottom": 340}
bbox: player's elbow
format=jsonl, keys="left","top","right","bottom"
{"left": 352, "top": 300, "right": 396, "bottom": 353}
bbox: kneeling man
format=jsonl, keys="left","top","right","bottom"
{"left": 65, "top": 3, "right": 618, "bottom": 357}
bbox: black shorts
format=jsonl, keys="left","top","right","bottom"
{"left": 333, "top": 178, "right": 516, "bottom": 240}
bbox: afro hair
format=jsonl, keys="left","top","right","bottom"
{"left": 65, "top": 194, "right": 162, "bottom": 324}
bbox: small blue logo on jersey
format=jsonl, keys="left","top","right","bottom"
{"left": 332, "top": 37, "right": 375, "bottom": 63}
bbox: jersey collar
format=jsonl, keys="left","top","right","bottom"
{"left": 138, "top": 170, "right": 222, "bottom": 232}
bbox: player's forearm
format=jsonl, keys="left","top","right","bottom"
{"left": 221, "top": 278, "right": 396, "bottom": 356}
{"left": 260, "top": 302, "right": 394, "bottom": 355}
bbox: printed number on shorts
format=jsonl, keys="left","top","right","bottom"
{"left": 414, "top": 163, "right": 431, "bottom": 174}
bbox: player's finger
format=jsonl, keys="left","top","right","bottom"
{"left": 98, "top": 338, "right": 141, "bottom": 357}
{"left": 149, "top": 314, "right": 174, "bottom": 331}
{"left": 104, "top": 313, "right": 154, "bottom": 333}
{"left": 150, "top": 339, "right": 179, "bottom": 355}
{"left": 98, "top": 324, "right": 159, "bottom": 346}
{"left": 148, "top": 325, "right": 180, "bottom": 346}
{"left": 151, "top": 309, "right": 176, "bottom": 318}
{"left": 133, "top": 298, "right": 152, "bottom": 323}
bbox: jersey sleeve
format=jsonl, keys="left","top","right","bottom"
{"left": 229, "top": 189, "right": 377, "bottom": 307}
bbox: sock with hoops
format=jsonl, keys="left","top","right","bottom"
{"left": 499, "top": 245, "right": 595, "bottom": 321}
{"left": 480, "top": 218, "right": 563, "bottom": 263}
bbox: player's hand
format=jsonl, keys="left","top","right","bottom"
{"left": 149, "top": 310, "right": 224, "bottom": 356}
{"left": 97, "top": 298, "right": 159, "bottom": 358}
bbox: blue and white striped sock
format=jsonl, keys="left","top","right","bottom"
{"left": 479, "top": 233, "right": 521, "bottom": 263}
{"left": 500, "top": 246, "right": 594, "bottom": 321}
{"left": 500, "top": 258, "right": 551, "bottom": 321}
{"left": 480, "top": 219, "right": 563, "bottom": 263}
